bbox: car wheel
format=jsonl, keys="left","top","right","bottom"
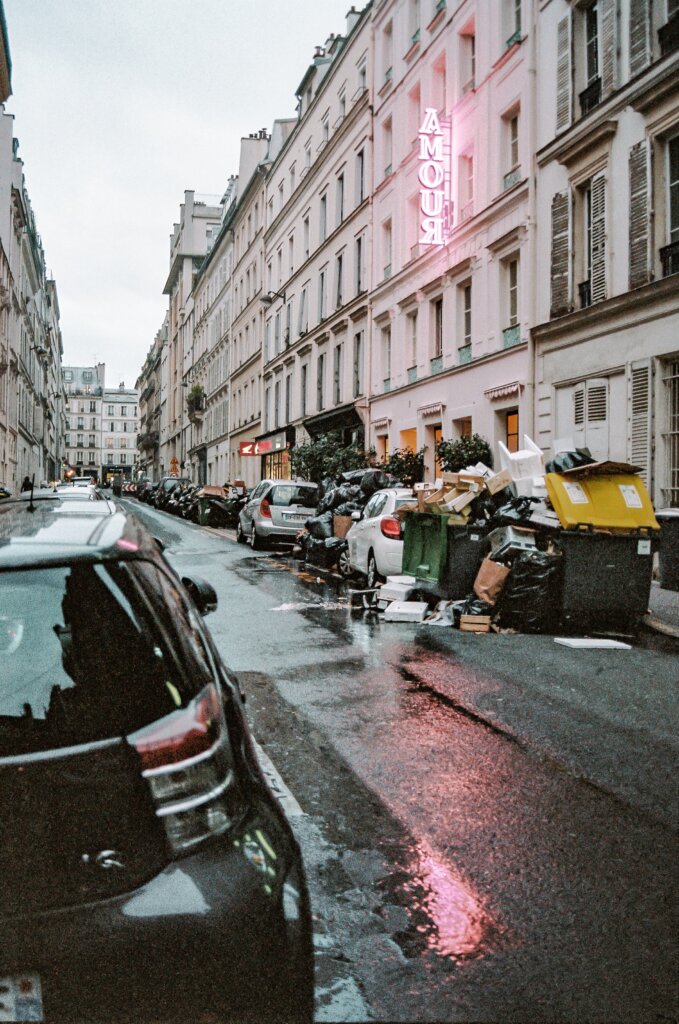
{"left": 366, "top": 550, "right": 384, "bottom": 589}
{"left": 250, "top": 523, "right": 263, "bottom": 550}
{"left": 337, "top": 546, "right": 352, "bottom": 578}
{"left": 236, "top": 519, "right": 247, "bottom": 544}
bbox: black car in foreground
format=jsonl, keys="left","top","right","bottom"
{"left": 0, "top": 494, "right": 313, "bottom": 1023}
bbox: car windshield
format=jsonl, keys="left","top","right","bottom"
{"left": 0, "top": 560, "right": 214, "bottom": 757}
{"left": 269, "top": 484, "right": 318, "bottom": 508}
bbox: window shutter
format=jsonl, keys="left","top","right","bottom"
{"left": 601, "top": 0, "right": 618, "bottom": 98}
{"left": 573, "top": 383, "right": 586, "bottom": 449}
{"left": 629, "top": 140, "right": 651, "bottom": 289}
{"left": 556, "top": 15, "right": 572, "bottom": 133}
{"left": 629, "top": 0, "right": 650, "bottom": 77}
{"left": 590, "top": 173, "right": 607, "bottom": 303}
{"left": 628, "top": 359, "right": 653, "bottom": 486}
{"left": 585, "top": 378, "right": 609, "bottom": 461}
{"left": 550, "top": 191, "right": 572, "bottom": 318}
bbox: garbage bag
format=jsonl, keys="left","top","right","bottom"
{"left": 545, "top": 448, "right": 594, "bottom": 474}
{"left": 489, "top": 495, "right": 540, "bottom": 528}
{"left": 360, "top": 468, "right": 391, "bottom": 496}
{"left": 334, "top": 501, "right": 362, "bottom": 515}
{"left": 324, "top": 536, "right": 346, "bottom": 551}
{"left": 306, "top": 511, "right": 334, "bottom": 539}
{"left": 340, "top": 469, "right": 367, "bottom": 484}
{"left": 495, "top": 549, "right": 562, "bottom": 633}
{"left": 318, "top": 488, "right": 339, "bottom": 513}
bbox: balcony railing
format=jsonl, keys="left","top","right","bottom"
{"left": 458, "top": 345, "right": 472, "bottom": 365}
{"left": 502, "top": 324, "right": 521, "bottom": 348}
{"left": 506, "top": 28, "right": 521, "bottom": 48}
{"left": 579, "top": 77, "right": 601, "bottom": 116}
{"left": 408, "top": 366, "right": 418, "bottom": 384}
{"left": 503, "top": 167, "right": 521, "bottom": 191}
{"left": 660, "top": 240, "right": 679, "bottom": 277}
{"left": 430, "top": 355, "right": 443, "bottom": 375}
{"left": 383, "top": 378, "right": 392, "bottom": 393}
{"left": 383, "top": 263, "right": 392, "bottom": 279}
{"left": 578, "top": 279, "right": 592, "bottom": 309}
{"left": 659, "top": 12, "right": 679, "bottom": 56}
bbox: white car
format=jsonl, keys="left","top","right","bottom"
{"left": 346, "top": 488, "right": 415, "bottom": 586}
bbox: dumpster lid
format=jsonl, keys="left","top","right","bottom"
{"left": 559, "top": 460, "right": 643, "bottom": 478}
{"left": 545, "top": 472, "right": 659, "bottom": 531}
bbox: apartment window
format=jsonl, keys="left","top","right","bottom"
{"left": 459, "top": 154, "right": 474, "bottom": 220}
{"left": 432, "top": 298, "right": 443, "bottom": 357}
{"left": 662, "top": 358, "right": 679, "bottom": 505}
{"left": 120, "top": 438, "right": 127, "bottom": 449}
{"left": 285, "top": 301, "right": 292, "bottom": 346}
{"left": 507, "top": 259, "right": 519, "bottom": 326}
{"left": 358, "top": 61, "right": 367, "bottom": 94}
{"left": 506, "top": 0, "right": 521, "bottom": 45}
{"left": 333, "top": 344, "right": 342, "bottom": 405}
{"left": 288, "top": 235, "right": 294, "bottom": 275}
{"left": 336, "top": 173, "right": 345, "bottom": 225}
{"left": 353, "top": 332, "right": 363, "bottom": 398}
{"left": 290, "top": 163, "right": 296, "bottom": 194}
{"left": 89, "top": 401, "right": 96, "bottom": 413}
{"left": 274, "top": 380, "right": 280, "bottom": 428}
{"left": 317, "top": 353, "right": 326, "bottom": 411}
{"left": 356, "top": 149, "right": 365, "bottom": 203}
{"left": 383, "top": 21, "right": 393, "bottom": 83}
{"left": 408, "top": 310, "right": 418, "bottom": 371}
{"left": 303, "top": 216, "right": 310, "bottom": 259}
{"left": 383, "top": 219, "right": 393, "bottom": 278}
{"left": 338, "top": 90, "right": 346, "bottom": 122}
{"left": 298, "top": 286, "right": 309, "bottom": 334}
{"left": 82, "top": 371, "right": 92, "bottom": 382}
{"left": 382, "top": 327, "right": 392, "bottom": 389}
{"left": 264, "top": 386, "right": 271, "bottom": 430}
{"left": 301, "top": 363, "right": 308, "bottom": 416}
{"left": 319, "top": 268, "right": 327, "bottom": 320}
{"left": 461, "top": 30, "right": 476, "bottom": 92}
{"left": 578, "top": 173, "right": 606, "bottom": 306}
{"left": 667, "top": 135, "right": 679, "bottom": 272}
{"left": 320, "top": 194, "right": 327, "bottom": 242}
{"left": 322, "top": 115, "right": 330, "bottom": 143}
{"left": 109, "top": 422, "right": 115, "bottom": 432}
{"left": 585, "top": 3, "right": 599, "bottom": 84}
{"left": 107, "top": 454, "right": 113, "bottom": 465}
{"left": 89, "top": 434, "right": 96, "bottom": 447}
{"left": 265, "top": 319, "right": 272, "bottom": 362}
{"left": 509, "top": 114, "right": 519, "bottom": 169}
{"left": 335, "top": 253, "right": 344, "bottom": 308}
{"left": 274, "top": 311, "right": 281, "bottom": 354}
{"left": 107, "top": 405, "right": 114, "bottom": 416}
{"left": 304, "top": 142, "right": 311, "bottom": 169}
{"left": 458, "top": 280, "right": 472, "bottom": 361}
{"left": 355, "top": 235, "right": 364, "bottom": 293}
{"left": 383, "top": 117, "right": 393, "bottom": 177}
{"left": 409, "top": 0, "right": 421, "bottom": 43}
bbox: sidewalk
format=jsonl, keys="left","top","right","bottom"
{"left": 646, "top": 581, "right": 679, "bottom": 637}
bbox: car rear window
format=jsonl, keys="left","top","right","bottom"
{"left": 0, "top": 561, "right": 214, "bottom": 757}
{"left": 269, "top": 484, "right": 318, "bottom": 508}
{"left": 395, "top": 496, "right": 416, "bottom": 509}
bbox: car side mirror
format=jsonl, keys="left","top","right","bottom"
{"left": 351, "top": 510, "right": 361, "bottom": 521}
{"left": 182, "top": 576, "right": 218, "bottom": 615}
{"left": 153, "top": 536, "right": 166, "bottom": 552}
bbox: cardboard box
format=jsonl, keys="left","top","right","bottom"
{"left": 459, "top": 614, "right": 492, "bottom": 633}
{"left": 486, "top": 468, "right": 513, "bottom": 495}
{"left": 332, "top": 514, "right": 353, "bottom": 538}
{"left": 441, "top": 489, "right": 477, "bottom": 513}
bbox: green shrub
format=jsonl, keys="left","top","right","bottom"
{"left": 290, "top": 430, "right": 374, "bottom": 484}
{"left": 436, "top": 433, "right": 493, "bottom": 472}
{"left": 383, "top": 446, "right": 426, "bottom": 485}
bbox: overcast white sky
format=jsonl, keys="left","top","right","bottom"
{"left": 3, "top": 0, "right": 354, "bottom": 388}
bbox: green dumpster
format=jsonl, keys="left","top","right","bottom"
{"left": 402, "top": 512, "right": 450, "bottom": 584}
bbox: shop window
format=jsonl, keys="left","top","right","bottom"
{"left": 505, "top": 408, "right": 519, "bottom": 453}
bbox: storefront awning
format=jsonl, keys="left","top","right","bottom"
{"left": 417, "top": 402, "right": 445, "bottom": 419}
{"left": 484, "top": 381, "right": 524, "bottom": 401}
{"left": 303, "top": 403, "right": 364, "bottom": 438}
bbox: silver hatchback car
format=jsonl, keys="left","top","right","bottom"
{"left": 237, "top": 480, "right": 318, "bottom": 548}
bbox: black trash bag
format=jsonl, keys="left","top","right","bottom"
{"left": 490, "top": 495, "right": 540, "bottom": 528}
{"left": 334, "top": 501, "right": 363, "bottom": 515}
{"left": 495, "top": 549, "right": 562, "bottom": 633}
{"left": 305, "top": 536, "right": 335, "bottom": 569}
{"left": 296, "top": 530, "right": 311, "bottom": 550}
{"left": 341, "top": 468, "right": 367, "bottom": 484}
{"left": 359, "top": 468, "right": 391, "bottom": 496}
{"left": 306, "top": 511, "right": 334, "bottom": 539}
{"left": 334, "top": 483, "right": 358, "bottom": 503}
{"left": 451, "top": 594, "right": 493, "bottom": 627}
{"left": 545, "top": 448, "right": 594, "bottom": 475}
{"left": 324, "top": 536, "right": 346, "bottom": 551}
{"left": 318, "top": 488, "right": 339, "bottom": 513}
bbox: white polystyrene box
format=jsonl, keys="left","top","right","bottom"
{"left": 383, "top": 601, "right": 430, "bottom": 622}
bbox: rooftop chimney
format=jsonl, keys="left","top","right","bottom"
{"left": 346, "top": 5, "right": 360, "bottom": 34}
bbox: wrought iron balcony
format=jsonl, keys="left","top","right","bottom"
{"left": 579, "top": 77, "right": 601, "bottom": 116}
{"left": 430, "top": 355, "right": 443, "bottom": 375}
{"left": 659, "top": 12, "right": 679, "bottom": 56}
{"left": 579, "top": 279, "right": 592, "bottom": 309}
{"left": 660, "top": 240, "right": 679, "bottom": 277}
{"left": 383, "top": 378, "right": 392, "bottom": 393}
{"left": 457, "top": 345, "right": 472, "bottom": 365}
{"left": 408, "top": 366, "right": 418, "bottom": 384}
{"left": 502, "top": 167, "right": 521, "bottom": 191}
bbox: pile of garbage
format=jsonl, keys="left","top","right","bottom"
{"left": 359, "top": 437, "right": 660, "bottom": 637}
{"left": 296, "top": 467, "right": 401, "bottom": 569}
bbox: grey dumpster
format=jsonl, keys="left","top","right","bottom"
{"left": 655, "top": 509, "right": 679, "bottom": 591}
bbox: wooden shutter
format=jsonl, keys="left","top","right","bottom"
{"left": 629, "top": 140, "right": 651, "bottom": 289}
{"left": 629, "top": 0, "right": 650, "bottom": 77}
{"left": 590, "top": 173, "right": 607, "bottom": 303}
{"left": 628, "top": 359, "right": 653, "bottom": 486}
{"left": 601, "top": 0, "right": 618, "bottom": 98}
{"left": 572, "top": 383, "right": 586, "bottom": 449}
{"left": 556, "top": 14, "right": 572, "bottom": 133}
{"left": 585, "top": 378, "right": 609, "bottom": 460}
{"left": 550, "top": 191, "right": 572, "bottom": 317}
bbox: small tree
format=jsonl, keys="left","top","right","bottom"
{"left": 383, "top": 446, "right": 426, "bottom": 485}
{"left": 186, "top": 384, "right": 205, "bottom": 414}
{"left": 290, "top": 430, "right": 373, "bottom": 484}
{"left": 436, "top": 433, "right": 493, "bottom": 472}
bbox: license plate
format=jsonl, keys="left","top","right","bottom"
{"left": 284, "top": 514, "right": 307, "bottom": 522}
{"left": 0, "top": 973, "right": 43, "bottom": 1022}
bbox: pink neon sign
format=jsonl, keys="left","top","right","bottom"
{"left": 418, "top": 107, "right": 447, "bottom": 246}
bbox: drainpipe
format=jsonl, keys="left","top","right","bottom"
{"left": 526, "top": 0, "right": 538, "bottom": 442}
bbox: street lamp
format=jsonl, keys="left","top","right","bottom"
{"left": 260, "top": 289, "right": 286, "bottom": 307}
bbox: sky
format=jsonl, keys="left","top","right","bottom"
{"left": 2, "top": 0, "right": 354, "bottom": 389}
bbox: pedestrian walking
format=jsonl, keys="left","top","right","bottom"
{"left": 21, "top": 476, "right": 32, "bottom": 492}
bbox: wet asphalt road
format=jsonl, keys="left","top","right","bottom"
{"left": 122, "top": 500, "right": 679, "bottom": 1023}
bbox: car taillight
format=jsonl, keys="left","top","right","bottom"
{"left": 380, "top": 516, "right": 402, "bottom": 540}
{"left": 128, "top": 683, "right": 240, "bottom": 855}
{"left": 260, "top": 498, "right": 272, "bottom": 518}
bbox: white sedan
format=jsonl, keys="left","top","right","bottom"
{"left": 346, "top": 488, "right": 415, "bottom": 586}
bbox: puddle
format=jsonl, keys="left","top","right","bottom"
{"left": 378, "top": 839, "right": 508, "bottom": 963}
{"left": 271, "top": 601, "right": 349, "bottom": 612}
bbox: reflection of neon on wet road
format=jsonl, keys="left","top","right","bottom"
{"left": 389, "top": 839, "right": 504, "bottom": 962}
